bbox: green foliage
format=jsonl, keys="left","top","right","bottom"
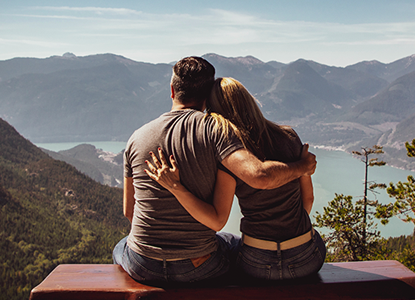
{"left": 351, "top": 145, "right": 387, "bottom": 200}
{"left": 394, "top": 245, "right": 415, "bottom": 272}
{"left": 350, "top": 145, "right": 386, "bottom": 255}
{"left": 383, "top": 233, "right": 415, "bottom": 271}
{"left": 406, "top": 139, "right": 415, "bottom": 157}
{"left": 375, "top": 139, "right": 415, "bottom": 225}
{"left": 316, "top": 142, "right": 415, "bottom": 269}
{"left": 314, "top": 194, "right": 386, "bottom": 261}
{"left": 352, "top": 145, "right": 385, "bottom": 163}
{"left": 314, "top": 145, "right": 389, "bottom": 262}
{"left": 376, "top": 176, "right": 415, "bottom": 224}
{"left": 0, "top": 119, "right": 129, "bottom": 300}
{"left": 0, "top": 119, "right": 49, "bottom": 165}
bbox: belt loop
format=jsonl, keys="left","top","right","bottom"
{"left": 162, "top": 259, "right": 167, "bottom": 279}
{"left": 277, "top": 241, "right": 282, "bottom": 275}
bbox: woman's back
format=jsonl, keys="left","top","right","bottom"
{"left": 235, "top": 125, "right": 312, "bottom": 242}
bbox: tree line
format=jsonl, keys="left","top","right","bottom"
{"left": 314, "top": 139, "right": 415, "bottom": 270}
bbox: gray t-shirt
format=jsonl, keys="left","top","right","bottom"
{"left": 124, "top": 109, "right": 243, "bottom": 259}
{"left": 220, "top": 126, "right": 312, "bottom": 242}
{"left": 236, "top": 126, "right": 312, "bottom": 241}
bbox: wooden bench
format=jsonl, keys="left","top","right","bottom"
{"left": 29, "top": 260, "right": 415, "bottom": 299}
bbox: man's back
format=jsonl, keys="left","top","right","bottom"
{"left": 124, "top": 109, "right": 243, "bottom": 259}
{"left": 113, "top": 55, "right": 316, "bottom": 285}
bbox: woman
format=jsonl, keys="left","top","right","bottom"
{"left": 145, "top": 77, "right": 326, "bottom": 281}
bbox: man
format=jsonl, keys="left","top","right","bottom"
{"left": 113, "top": 56, "right": 316, "bottom": 285}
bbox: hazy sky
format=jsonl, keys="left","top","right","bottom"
{"left": 1, "top": 0, "right": 415, "bottom": 66}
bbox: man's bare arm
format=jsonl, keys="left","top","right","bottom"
{"left": 124, "top": 177, "right": 135, "bottom": 223}
{"left": 300, "top": 175, "right": 314, "bottom": 214}
{"left": 221, "top": 144, "right": 316, "bottom": 190}
{"left": 300, "top": 143, "right": 314, "bottom": 214}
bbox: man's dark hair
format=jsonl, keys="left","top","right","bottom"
{"left": 171, "top": 56, "right": 215, "bottom": 105}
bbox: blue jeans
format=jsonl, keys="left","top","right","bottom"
{"left": 235, "top": 230, "right": 326, "bottom": 280}
{"left": 113, "top": 232, "right": 240, "bottom": 286}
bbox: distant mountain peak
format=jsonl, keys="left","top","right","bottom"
{"left": 369, "top": 60, "right": 384, "bottom": 65}
{"left": 294, "top": 58, "right": 311, "bottom": 63}
{"left": 62, "top": 52, "right": 76, "bottom": 58}
{"left": 361, "top": 60, "right": 383, "bottom": 66}
{"left": 234, "top": 55, "right": 264, "bottom": 65}
{"left": 203, "top": 53, "right": 264, "bottom": 66}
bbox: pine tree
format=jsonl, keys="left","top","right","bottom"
{"left": 351, "top": 145, "right": 386, "bottom": 255}
{"left": 314, "top": 145, "right": 387, "bottom": 261}
{"left": 376, "top": 139, "right": 415, "bottom": 224}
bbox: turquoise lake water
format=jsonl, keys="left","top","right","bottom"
{"left": 36, "top": 141, "right": 415, "bottom": 238}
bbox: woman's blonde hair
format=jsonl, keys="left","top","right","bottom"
{"left": 207, "top": 77, "right": 290, "bottom": 160}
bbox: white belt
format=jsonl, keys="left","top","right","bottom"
{"left": 242, "top": 229, "right": 314, "bottom": 251}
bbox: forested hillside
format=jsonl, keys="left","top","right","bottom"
{"left": 0, "top": 118, "right": 129, "bottom": 300}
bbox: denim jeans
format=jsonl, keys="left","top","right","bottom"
{"left": 113, "top": 232, "right": 240, "bottom": 286}
{"left": 235, "top": 230, "right": 326, "bottom": 280}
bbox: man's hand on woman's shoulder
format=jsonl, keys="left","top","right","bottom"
{"left": 301, "top": 143, "right": 317, "bottom": 176}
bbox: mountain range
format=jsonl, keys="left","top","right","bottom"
{"left": 1, "top": 52, "right": 415, "bottom": 170}
{"left": 42, "top": 144, "right": 124, "bottom": 188}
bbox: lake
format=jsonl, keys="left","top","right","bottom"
{"left": 36, "top": 141, "right": 415, "bottom": 239}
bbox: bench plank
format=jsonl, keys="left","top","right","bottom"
{"left": 29, "top": 264, "right": 164, "bottom": 300}
{"left": 30, "top": 260, "right": 415, "bottom": 300}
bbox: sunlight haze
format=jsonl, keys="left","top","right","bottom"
{"left": 1, "top": 0, "right": 415, "bottom": 66}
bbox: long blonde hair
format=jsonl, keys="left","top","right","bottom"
{"left": 208, "top": 77, "right": 291, "bottom": 160}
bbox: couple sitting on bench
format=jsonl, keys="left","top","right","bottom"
{"left": 112, "top": 56, "right": 325, "bottom": 287}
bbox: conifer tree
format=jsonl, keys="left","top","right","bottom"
{"left": 314, "top": 145, "right": 387, "bottom": 261}
{"left": 351, "top": 145, "right": 386, "bottom": 253}
{"left": 377, "top": 139, "right": 415, "bottom": 224}
{"left": 314, "top": 194, "right": 382, "bottom": 261}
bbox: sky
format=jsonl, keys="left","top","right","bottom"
{"left": 1, "top": 0, "right": 415, "bottom": 67}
